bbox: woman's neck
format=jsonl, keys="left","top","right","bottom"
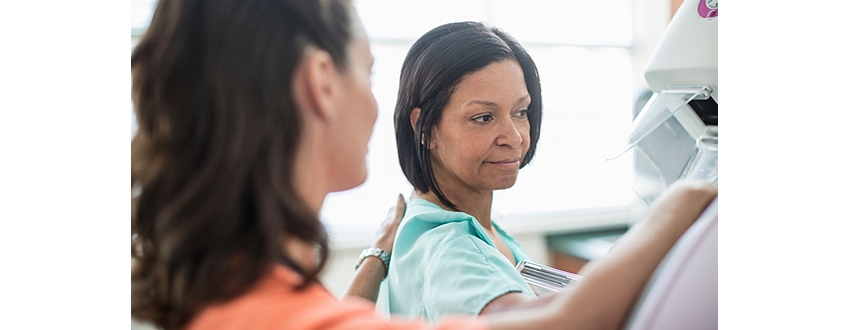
{"left": 415, "top": 189, "right": 495, "bottom": 230}
{"left": 292, "top": 124, "right": 330, "bottom": 216}
{"left": 283, "top": 236, "right": 317, "bottom": 271}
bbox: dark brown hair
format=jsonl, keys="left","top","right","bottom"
{"left": 130, "top": 0, "right": 354, "bottom": 329}
{"left": 394, "top": 22, "right": 543, "bottom": 210}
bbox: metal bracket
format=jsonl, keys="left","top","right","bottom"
{"left": 660, "top": 85, "right": 713, "bottom": 100}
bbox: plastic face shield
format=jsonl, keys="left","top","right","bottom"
{"left": 607, "top": 86, "right": 717, "bottom": 204}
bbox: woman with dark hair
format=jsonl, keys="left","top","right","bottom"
{"left": 131, "top": 0, "right": 716, "bottom": 329}
{"left": 387, "top": 21, "right": 716, "bottom": 325}
{"left": 387, "top": 22, "right": 543, "bottom": 321}
{"left": 131, "top": 0, "right": 401, "bottom": 328}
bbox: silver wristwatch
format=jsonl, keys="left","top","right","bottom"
{"left": 356, "top": 247, "right": 390, "bottom": 277}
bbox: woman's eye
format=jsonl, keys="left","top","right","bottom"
{"left": 473, "top": 114, "right": 493, "bottom": 123}
{"left": 515, "top": 109, "right": 528, "bottom": 118}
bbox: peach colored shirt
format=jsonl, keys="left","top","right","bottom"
{"left": 186, "top": 265, "right": 489, "bottom": 330}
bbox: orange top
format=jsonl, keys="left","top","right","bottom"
{"left": 186, "top": 265, "right": 489, "bottom": 330}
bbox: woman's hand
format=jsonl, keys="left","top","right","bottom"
{"left": 638, "top": 180, "right": 718, "bottom": 239}
{"left": 371, "top": 194, "right": 406, "bottom": 255}
{"left": 341, "top": 194, "right": 406, "bottom": 303}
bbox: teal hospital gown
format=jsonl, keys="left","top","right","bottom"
{"left": 385, "top": 198, "right": 535, "bottom": 323}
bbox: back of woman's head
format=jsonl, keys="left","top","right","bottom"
{"left": 130, "top": 0, "right": 354, "bottom": 328}
{"left": 394, "top": 22, "right": 542, "bottom": 209}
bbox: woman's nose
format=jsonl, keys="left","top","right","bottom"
{"left": 495, "top": 118, "right": 523, "bottom": 148}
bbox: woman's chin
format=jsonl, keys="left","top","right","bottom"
{"left": 489, "top": 175, "right": 519, "bottom": 191}
{"left": 331, "top": 167, "right": 368, "bottom": 192}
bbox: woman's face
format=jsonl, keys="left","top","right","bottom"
{"left": 327, "top": 27, "right": 378, "bottom": 192}
{"left": 429, "top": 60, "right": 531, "bottom": 194}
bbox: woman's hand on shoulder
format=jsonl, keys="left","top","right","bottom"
{"left": 372, "top": 194, "right": 406, "bottom": 255}
{"left": 342, "top": 194, "right": 407, "bottom": 302}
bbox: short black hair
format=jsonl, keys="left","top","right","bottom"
{"left": 394, "top": 21, "right": 543, "bottom": 210}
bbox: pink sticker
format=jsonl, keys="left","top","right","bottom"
{"left": 698, "top": 0, "right": 718, "bottom": 19}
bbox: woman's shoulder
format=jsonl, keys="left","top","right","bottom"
{"left": 396, "top": 199, "right": 479, "bottom": 248}
{"left": 404, "top": 199, "right": 475, "bottom": 224}
{"left": 186, "top": 266, "right": 377, "bottom": 330}
{"left": 187, "top": 266, "right": 489, "bottom": 330}
{"left": 402, "top": 199, "right": 480, "bottom": 240}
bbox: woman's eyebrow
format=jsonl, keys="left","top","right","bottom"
{"left": 515, "top": 95, "right": 531, "bottom": 106}
{"left": 465, "top": 100, "right": 499, "bottom": 108}
{"left": 465, "top": 95, "right": 530, "bottom": 109}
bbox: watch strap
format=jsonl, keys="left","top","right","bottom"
{"left": 356, "top": 247, "right": 390, "bottom": 277}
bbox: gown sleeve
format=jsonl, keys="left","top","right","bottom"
{"left": 421, "top": 233, "right": 532, "bottom": 323}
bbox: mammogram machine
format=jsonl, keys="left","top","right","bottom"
{"left": 615, "top": 0, "right": 719, "bottom": 328}
{"left": 609, "top": 0, "right": 718, "bottom": 204}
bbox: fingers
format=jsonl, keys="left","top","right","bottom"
{"left": 382, "top": 194, "right": 407, "bottom": 226}
{"left": 372, "top": 194, "right": 408, "bottom": 255}
{"left": 671, "top": 179, "right": 717, "bottom": 193}
{"left": 648, "top": 180, "right": 718, "bottom": 229}
{"left": 395, "top": 193, "right": 406, "bottom": 220}
{"left": 669, "top": 180, "right": 718, "bottom": 208}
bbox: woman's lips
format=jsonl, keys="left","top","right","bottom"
{"left": 486, "top": 158, "right": 521, "bottom": 167}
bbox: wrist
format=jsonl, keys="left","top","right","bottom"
{"left": 356, "top": 247, "right": 390, "bottom": 278}
{"left": 372, "top": 239, "right": 393, "bottom": 256}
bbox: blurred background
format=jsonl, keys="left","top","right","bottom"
{"left": 5, "top": 0, "right": 848, "bottom": 328}
{"left": 130, "top": 1, "right": 684, "bottom": 326}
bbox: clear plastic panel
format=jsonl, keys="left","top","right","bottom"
{"left": 607, "top": 87, "right": 715, "bottom": 204}
{"left": 681, "top": 126, "right": 718, "bottom": 184}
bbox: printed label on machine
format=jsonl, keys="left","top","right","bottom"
{"left": 698, "top": 0, "right": 718, "bottom": 19}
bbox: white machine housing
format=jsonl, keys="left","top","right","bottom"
{"left": 644, "top": 0, "right": 718, "bottom": 101}
{"left": 609, "top": 0, "right": 718, "bottom": 203}
{"left": 622, "top": 0, "right": 718, "bottom": 329}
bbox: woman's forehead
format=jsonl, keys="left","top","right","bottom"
{"left": 449, "top": 62, "right": 529, "bottom": 107}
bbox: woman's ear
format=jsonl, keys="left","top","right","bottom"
{"left": 409, "top": 107, "right": 436, "bottom": 149}
{"left": 410, "top": 107, "right": 424, "bottom": 145}
{"left": 291, "top": 49, "right": 338, "bottom": 122}
{"left": 409, "top": 107, "right": 421, "bottom": 132}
